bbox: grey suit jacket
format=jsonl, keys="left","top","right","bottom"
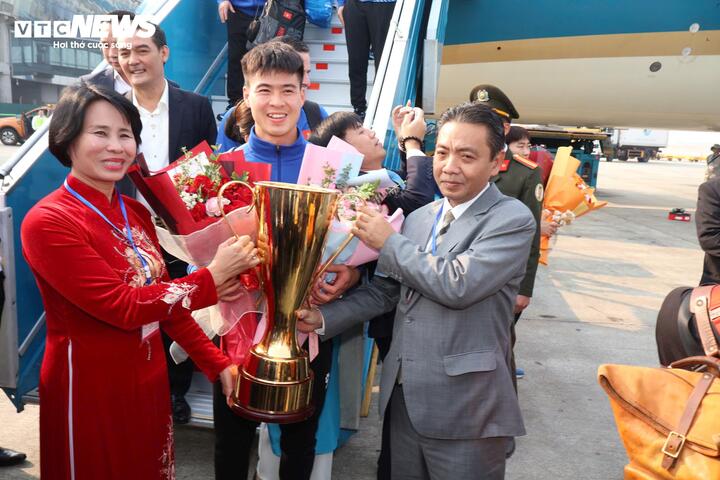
{"left": 319, "top": 183, "right": 535, "bottom": 440}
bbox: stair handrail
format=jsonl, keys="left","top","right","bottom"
{"left": 422, "top": 0, "right": 450, "bottom": 114}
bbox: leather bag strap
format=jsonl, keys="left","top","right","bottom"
{"left": 660, "top": 371, "right": 715, "bottom": 470}
{"left": 690, "top": 286, "right": 719, "bottom": 358}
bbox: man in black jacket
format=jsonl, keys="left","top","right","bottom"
{"left": 696, "top": 177, "right": 720, "bottom": 285}
{"left": 116, "top": 23, "right": 217, "bottom": 424}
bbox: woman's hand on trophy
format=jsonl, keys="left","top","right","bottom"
{"left": 310, "top": 264, "right": 361, "bottom": 305}
{"left": 295, "top": 308, "right": 323, "bottom": 333}
{"left": 219, "top": 364, "right": 239, "bottom": 407}
{"left": 207, "top": 235, "right": 261, "bottom": 286}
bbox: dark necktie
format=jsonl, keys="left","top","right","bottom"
{"left": 435, "top": 210, "right": 455, "bottom": 248}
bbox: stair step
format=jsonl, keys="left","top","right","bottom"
{"left": 310, "top": 60, "right": 374, "bottom": 83}
{"left": 305, "top": 81, "right": 371, "bottom": 109}
{"left": 323, "top": 105, "right": 355, "bottom": 115}
{"left": 304, "top": 24, "right": 346, "bottom": 42}
{"left": 185, "top": 373, "right": 215, "bottom": 428}
{"left": 308, "top": 42, "right": 349, "bottom": 62}
{"left": 209, "top": 12, "right": 373, "bottom": 125}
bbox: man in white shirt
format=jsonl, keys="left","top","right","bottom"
{"left": 116, "top": 22, "right": 218, "bottom": 425}
{"left": 116, "top": 23, "right": 217, "bottom": 189}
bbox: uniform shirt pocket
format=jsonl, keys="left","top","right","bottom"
{"left": 443, "top": 349, "right": 497, "bottom": 376}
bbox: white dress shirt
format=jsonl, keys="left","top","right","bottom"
{"left": 113, "top": 70, "right": 131, "bottom": 95}
{"left": 133, "top": 80, "right": 170, "bottom": 210}
{"left": 133, "top": 79, "right": 170, "bottom": 173}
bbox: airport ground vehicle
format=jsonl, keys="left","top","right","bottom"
{"left": 603, "top": 129, "right": 669, "bottom": 162}
{"left": 0, "top": 106, "right": 53, "bottom": 146}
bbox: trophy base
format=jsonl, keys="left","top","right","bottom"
{"left": 231, "top": 368, "right": 315, "bottom": 424}
{"left": 229, "top": 399, "right": 315, "bottom": 424}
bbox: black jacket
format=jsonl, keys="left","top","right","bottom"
{"left": 381, "top": 155, "right": 435, "bottom": 216}
{"left": 79, "top": 66, "right": 115, "bottom": 90}
{"left": 117, "top": 83, "right": 217, "bottom": 198}
{"left": 696, "top": 178, "right": 720, "bottom": 285}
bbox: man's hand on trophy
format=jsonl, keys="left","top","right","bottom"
{"left": 295, "top": 308, "right": 323, "bottom": 333}
{"left": 219, "top": 364, "right": 239, "bottom": 407}
{"left": 207, "top": 235, "right": 261, "bottom": 286}
{"left": 353, "top": 206, "right": 395, "bottom": 250}
{"left": 310, "top": 264, "right": 361, "bottom": 305}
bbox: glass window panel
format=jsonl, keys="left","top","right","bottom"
{"left": 50, "top": 47, "right": 61, "bottom": 65}
{"left": 61, "top": 48, "right": 74, "bottom": 67}
{"left": 77, "top": 50, "right": 88, "bottom": 68}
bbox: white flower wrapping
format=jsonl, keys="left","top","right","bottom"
{"left": 157, "top": 207, "right": 262, "bottom": 364}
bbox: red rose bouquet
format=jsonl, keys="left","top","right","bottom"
{"left": 128, "top": 142, "right": 270, "bottom": 363}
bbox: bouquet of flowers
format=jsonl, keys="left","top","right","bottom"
{"left": 284, "top": 138, "right": 405, "bottom": 360}
{"left": 298, "top": 138, "right": 405, "bottom": 271}
{"left": 128, "top": 142, "right": 271, "bottom": 363}
{"left": 540, "top": 146, "right": 607, "bottom": 265}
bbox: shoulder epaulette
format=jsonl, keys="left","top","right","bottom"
{"left": 513, "top": 154, "right": 538, "bottom": 169}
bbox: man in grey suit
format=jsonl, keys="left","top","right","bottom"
{"left": 297, "top": 102, "right": 535, "bottom": 479}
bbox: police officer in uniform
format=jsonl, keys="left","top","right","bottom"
{"left": 470, "top": 85, "right": 542, "bottom": 368}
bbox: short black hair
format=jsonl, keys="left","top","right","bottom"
{"left": 148, "top": 22, "right": 167, "bottom": 49}
{"left": 49, "top": 84, "right": 142, "bottom": 167}
{"left": 506, "top": 126, "right": 530, "bottom": 145}
{"left": 242, "top": 41, "right": 304, "bottom": 86}
{"left": 270, "top": 36, "right": 310, "bottom": 54}
{"left": 438, "top": 102, "right": 505, "bottom": 158}
{"left": 307, "top": 111, "right": 363, "bottom": 147}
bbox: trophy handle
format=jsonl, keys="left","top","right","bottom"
{"left": 217, "top": 181, "right": 265, "bottom": 308}
{"left": 313, "top": 193, "right": 368, "bottom": 282}
{"left": 217, "top": 180, "right": 257, "bottom": 238}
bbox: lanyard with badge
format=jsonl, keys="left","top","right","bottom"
{"left": 64, "top": 179, "right": 159, "bottom": 341}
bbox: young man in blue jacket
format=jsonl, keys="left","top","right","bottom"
{"left": 216, "top": 36, "right": 328, "bottom": 152}
{"left": 214, "top": 41, "right": 332, "bottom": 480}
{"left": 225, "top": 43, "right": 307, "bottom": 182}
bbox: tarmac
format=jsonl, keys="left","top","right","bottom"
{"left": 0, "top": 157, "right": 707, "bottom": 479}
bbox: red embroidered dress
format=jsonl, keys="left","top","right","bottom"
{"left": 21, "top": 175, "right": 231, "bottom": 480}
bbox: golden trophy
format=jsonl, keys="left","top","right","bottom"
{"left": 219, "top": 180, "right": 352, "bottom": 423}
